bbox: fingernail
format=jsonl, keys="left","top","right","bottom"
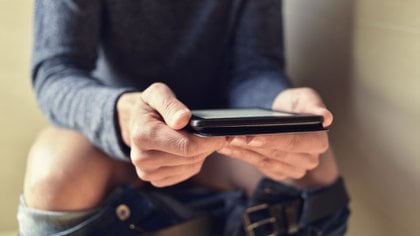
{"left": 230, "top": 137, "right": 247, "bottom": 146}
{"left": 248, "top": 138, "right": 264, "bottom": 147}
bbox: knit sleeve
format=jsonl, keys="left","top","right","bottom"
{"left": 32, "top": 0, "right": 132, "bottom": 160}
{"left": 227, "top": 0, "right": 291, "bottom": 109}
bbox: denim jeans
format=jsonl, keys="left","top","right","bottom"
{"left": 18, "top": 178, "right": 350, "bottom": 236}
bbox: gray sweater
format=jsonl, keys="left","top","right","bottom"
{"left": 32, "top": 0, "right": 290, "bottom": 160}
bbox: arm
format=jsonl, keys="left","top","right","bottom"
{"left": 34, "top": 1, "right": 227, "bottom": 186}
{"left": 222, "top": 0, "right": 338, "bottom": 186}
{"left": 32, "top": 0, "right": 133, "bottom": 160}
{"left": 227, "top": 0, "right": 290, "bottom": 109}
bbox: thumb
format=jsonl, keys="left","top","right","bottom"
{"left": 307, "top": 106, "right": 333, "bottom": 127}
{"left": 273, "top": 87, "right": 333, "bottom": 127}
{"left": 141, "top": 83, "right": 191, "bottom": 130}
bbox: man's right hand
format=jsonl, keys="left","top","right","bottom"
{"left": 116, "top": 83, "right": 227, "bottom": 187}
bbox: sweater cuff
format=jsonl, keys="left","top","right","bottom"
{"left": 228, "top": 72, "right": 290, "bottom": 109}
{"left": 96, "top": 87, "right": 134, "bottom": 161}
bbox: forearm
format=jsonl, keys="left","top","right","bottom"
{"left": 227, "top": 0, "right": 290, "bottom": 109}
{"left": 32, "top": 0, "right": 137, "bottom": 160}
{"left": 34, "top": 63, "right": 134, "bottom": 160}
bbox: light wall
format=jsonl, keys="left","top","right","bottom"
{"left": 0, "top": 0, "right": 46, "bottom": 233}
{"left": 1, "top": 0, "right": 419, "bottom": 235}
{"left": 285, "top": 0, "right": 420, "bottom": 235}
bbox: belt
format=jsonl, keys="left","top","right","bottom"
{"left": 144, "top": 214, "right": 212, "bottom": 236}
{"left": 138, "top": 178, "right": 349, "bottom": 236}
{"left": 242, "top": 178, "right": 350, "bottom": 236}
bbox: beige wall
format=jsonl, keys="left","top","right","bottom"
{"left": 0, "top": 0, "right": 46, "bottom": 233}
{"left": 285, "top": 0, "right": 420, "bottom": 235}
{"left": 1, "top": 0, "right": 419, "bottom": 235}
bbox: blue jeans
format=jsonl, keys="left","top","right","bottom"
{"left": 18, "top": 178, "right": 350, "bottom": 236}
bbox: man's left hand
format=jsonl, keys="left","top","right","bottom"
{"left": 218, "top": 87, "right": 333, "bottom": 182}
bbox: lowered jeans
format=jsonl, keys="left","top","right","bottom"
{"left": 18, "top": 177, "right": 350, "bottom": 236}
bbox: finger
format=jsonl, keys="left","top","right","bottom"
{"left": 131, "top": 150, "right": 209, "bottom": 170}
{"left": 136, "top": 161, "right": 203, "bottom": 182}
{"left": 229, "top": 145, "right": 320, "bottom": 170}
{"left": 130, "top": 120, "right": 227, "bottom": 157}
{"left": 132, "top": 95, "right": 228, "bottom": 156}
{"left": 218, "top": 146, "right": 266, "bottom": 167}
{"left": 219, "top": 146, "right": 305, "bottom": 179}
{"left": 263, "top": 150, "right": 320, "bottom": 170}
{"left": 230, "top": 132, "right": 329, "bottom": 154}
{"left": 305, "top": 105, "right": 333, "bottom": 128}
{"left": 259, "top": 169, "right": 287, "bottom": 182}
{"left": 150, "top": 171, "right": 201, "bottom": 187}
{"left": 261, "top": 158, "right": 307, "bottom": 179}
{"left": 141, "top": 82, "right": 191, "bottom": 130}
{"left": 273, "top": 87, "right": 325, "bottom": 113}
{"left": 273, "top": 87, "right": 333, "bottom": 127}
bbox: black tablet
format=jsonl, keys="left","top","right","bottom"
{"left": 187, "top": 108, "right": 327, "bottom": 136}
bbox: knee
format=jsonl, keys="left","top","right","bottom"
{"left": 23, "top": 127, "right": 114, "bottom": 211}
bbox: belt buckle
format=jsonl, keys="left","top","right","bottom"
{"left": 242, "top": 203, "right": 279, "bottom": 236}
{"left": 242, "top": 200, "right": 302, "bottom": 236}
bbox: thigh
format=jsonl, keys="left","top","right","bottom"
{"left": 24, "top": 126, "right": 142, "bottom": 210}
{"left": 192, "top": 153, "right": 263, "bottom": 196}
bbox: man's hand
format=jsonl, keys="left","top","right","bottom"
{"left": 117, "top": 83, "right": 227, "bottom": 187}
{"left": 218, "top": 87, "right": 333, "bottom": 182}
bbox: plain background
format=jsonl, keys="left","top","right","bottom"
{"left": 0, "top": 0, "right": 419, "bottom": 235}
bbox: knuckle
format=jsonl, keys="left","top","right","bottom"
{"left": 142, "top": 83, "right": 170, "bottom": 104}
{"left": 136, "top": 169, "right": 153, "bottom": 181}
{"left": 162, "top": 99, "right": 179, "bottom": 115}
{"left": 130, "top": 129, "right": 147, "bottom": 148}
{"left": 148, "top": 82, "right": 167, "bottom": 94}
{"left": 175, "top": 137, "right": 195, "bottom": 156}
{"left": 131, "top": 151, "right": 149, "bottom": 166}
{"left": 300, "top": 87, "right": 316, "bottom": 94}
{"left": 131, "top": 123, "right": 159, "bottom": 147}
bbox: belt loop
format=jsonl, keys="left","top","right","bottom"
{"left": 298, "top": 190, "right": 310, "bottom": 228}
{"left": 284, "top": 200, "right": 301, "bottom": 234}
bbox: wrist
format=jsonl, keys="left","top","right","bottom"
{"left": 116, "top": 92, "right": 140, "bottom": 147}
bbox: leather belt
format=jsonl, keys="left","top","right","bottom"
{"left": 139, "top": 178, "right": 349, "bottom": 236}
{"left": 144, "top": 214, "right": 212, "bottom": 236}
{"left": 242, "top": 178, "right": 349, "bottom": 236}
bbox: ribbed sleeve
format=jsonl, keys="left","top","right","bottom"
{"left": 228, "top": 0, "right": 290, "bottom": 109}
{"left": 32, "top": 0, "right": 132, "bottom": 160}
